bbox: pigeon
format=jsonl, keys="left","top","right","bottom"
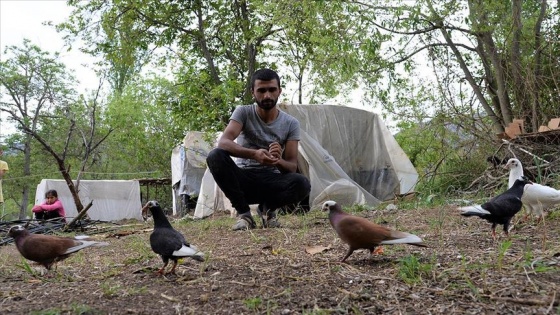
{"left": 8, "top": 225, "right": 109, "bottom": 271}
{"left": 322, "top": 200, "right": 427, "bottom": 262}
{"left": 141, "top": 200, "right": 204, "bottom": 275}
{"left": 459, "top": 177, "right": 530, "bottom": 240}
{"left": 504, "top": 158, "right": 560, "bottom": 220}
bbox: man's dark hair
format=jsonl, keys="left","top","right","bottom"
{"left": 251, "top": 68, "right": 281, "bottom": 90}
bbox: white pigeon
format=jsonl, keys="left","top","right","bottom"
{"left": 504, "top": 158, "right": 560, "bottom": 219}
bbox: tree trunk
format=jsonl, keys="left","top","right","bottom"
{"left": 19, "top": 135, "right": 33, "bottom": 219}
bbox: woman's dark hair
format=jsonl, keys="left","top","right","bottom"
{"left": 45, "top": 189, "right": 58, "bottom": 198}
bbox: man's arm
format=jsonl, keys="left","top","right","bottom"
{"left": 217, "top": 120, "right": 279, "bottom": 165}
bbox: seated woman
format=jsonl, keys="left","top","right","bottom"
{"left": 32, "top": 189, "right": 66, "bottom": 222}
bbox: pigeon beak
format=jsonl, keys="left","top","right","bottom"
{"left": 141, "top": 204, "right": 150, "bottom": 221}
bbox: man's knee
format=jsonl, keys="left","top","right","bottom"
{"left": 293, "top": 174, "right": 311, "bottom": 196}
{"left": 206, "top": 148, "right": 229, "bottom": 167}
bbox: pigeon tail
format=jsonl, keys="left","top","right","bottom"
{"left": 172, "top": 245, "right": 205, "bottom": 262}
{"left": 63, "top": 240, "right": 109, "bottom": 255}
{"left": 458, "top": 205, "right": 490, "bottom": 216}
{"left": 381, "top": 232, "right": 424, "bottom": 245}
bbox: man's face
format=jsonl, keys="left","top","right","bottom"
{"left": 252, "top": 79, "right": 281, "bottom": 110}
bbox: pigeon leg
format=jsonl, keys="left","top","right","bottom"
{"left": 341, "top": 248, "right": 355, "bottom": 263}
{"left": 491, "top": 227, "right": 497, "bottom": 242}
{"left": 156, "top": 261, "right": 168, "bottom": 275}
{"left": 168, "top": 260, "right": 178, "bottom": 274}
{"left": 371, "top": 246, "right": 384, "bottom": 255}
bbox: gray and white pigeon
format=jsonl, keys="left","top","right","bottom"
{"left": 504, "top": 158, "right": 560, "bottom": 220}
{"left": 8, "top": 225, "right": 108, "bottom": 271}
{"left": 322, "top": 200, "right": 427, "bottom": 262}
{"left": 141, "top": 200, "right": 204, "bottom": 275}
{"left": 459, "top": 177, "right": 529, "bottom": 240}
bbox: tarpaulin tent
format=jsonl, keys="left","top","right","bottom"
{"left": 35, "top": 179, "right": 143, "bottom": 221}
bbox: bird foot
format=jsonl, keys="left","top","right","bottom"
{"left": 372, "top": 246, "right": 384, "bottom": 255}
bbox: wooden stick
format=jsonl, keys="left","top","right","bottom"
{"left": 64, "top": 200, "right": 94, "bottom": 231}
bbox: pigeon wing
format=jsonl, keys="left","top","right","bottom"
{"left": 335, "top": 216, "right": 391, "bottom": 249}
{"left": 150, "top": 227, "right": 184, "bottom": 257}
{"left": 523, "top": 183, "right": 560, "bottom": 207}
{"left": 19, "top": 234, "right": 78, "bottom": 262}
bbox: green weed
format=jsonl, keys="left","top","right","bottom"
{"left": 496, "top": 239, "right": 512, "bottom": 270}
{"left": 398, "top": 255, "right": 432, "bottom": 284}
{"left": 100, "top": 281, "right": 122, "bottom": 298}
{"left": 243, "top": 297, "right": 262, "bottom": 310}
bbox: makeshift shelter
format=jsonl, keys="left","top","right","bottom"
{"left": 35, "top": 179, "right": 143, "bottom": 221}
{"left": 171, "top": 105, "right": 419, "bottom": 218}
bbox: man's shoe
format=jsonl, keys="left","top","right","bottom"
{"left": 232, "top": 215, "right": 256, "bottom": 231}
{"left": 257, "top": 204, "right": 281, "bottom": 228}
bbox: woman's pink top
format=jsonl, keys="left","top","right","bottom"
{"left": 32, "top": 200, "right": 66, "bottom": 218}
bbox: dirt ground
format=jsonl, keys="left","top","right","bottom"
{"left": 1, "top": 203, "right": 559, "bottom": 315}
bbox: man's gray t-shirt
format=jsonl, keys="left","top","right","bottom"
{"left": 230, "top": 104, "right": 300, "bottom": 172}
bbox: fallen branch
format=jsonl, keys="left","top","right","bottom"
{"left": 64, "top": 200, "right": 93, "bottom": 231}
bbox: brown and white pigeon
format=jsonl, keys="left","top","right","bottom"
{"left": 504, "top": 158, "right": 560, "bottom": 220}
{"left": 322, "top": 200, "right": 427, "bottom": 262}
{"left": 459, "top": 177, "right": 529, "bottom": 240}
{"left": 142, "top": 200, "right": 204, "bottom": 275}
{"left": 8, "top": 225, "right": 108, "bottom": 271}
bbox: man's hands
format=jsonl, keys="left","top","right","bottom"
{"left": 269, "top": 142, "right": 282, "bottom": 159}
{"left": 253, "top": 142, "right": 282, "bottom": 166}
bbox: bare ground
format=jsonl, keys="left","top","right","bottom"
{"left": 1, "top": 204, "right": 559, "bottom": 315}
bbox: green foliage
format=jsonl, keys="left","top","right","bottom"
{"left": 395, "top": 114, "right": 497, "bottom": 194}
{"left": 397, "top": 255, "right": 432, "bottom": 284}
{"left": 243, "top": 297, "right": 263, "bottom": 311}
{"left": 59, "top": 0, "right": 387, "bottom": 129}
{"left": 0, "top": 39, "right": 81, "bottom": 218}
{"left": 103, "top": 74, "right": 182, "bottom": 179}
{"left": 496, "top": 239, "right": 512, "bottom": 270}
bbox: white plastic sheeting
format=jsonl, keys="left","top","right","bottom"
{"left": 35, "top": 179, "right": 143, "bottom": 221}
{"left": 171, "top": 105, "right": 419, "bottom": 218}
{"left": 281, "top": 104, "right": 418, "bottom": 199}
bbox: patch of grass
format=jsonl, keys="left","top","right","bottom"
{"left": 243, "top": 297, "right": 262, "bottom": 310}
{"left": 100, "top": 281, "right": 122, "bottom": 298}
{"left": 16, "top": 258, "right": 38, "bottom": 277}
{"left": 248, "top": 230, "right": 266, "bottom": 244}
{"left": 188, "top": 216, "right": 234, "bottom": 232}
{"left": 397, "top": 255, "right": 432, "bottom": 284}
{"left": 546, "top": 210, "right": 560, "bottom": 220}
{"left": 496, "top": 239, "right": 512, "bottom": 270}
{"left": 69, "top": 303, "right": 100, "bottom": 315}
{"left": 124, "top": 286, "right": 149, "bottom": 296}
{"left": 346, "top": 203, "right": 371, "bottom": 213}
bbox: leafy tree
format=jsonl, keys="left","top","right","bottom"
{"left": 59, "top": 0, "right": 386, "bottom": 131}
{"left": 354, "top": 0, "right": 560, "bottom": 133}
{"left": 102, "top": 74, "right": 184, "bottom": 179}
{"left": 0, "top": 40, "right": 112, "bottom": 220}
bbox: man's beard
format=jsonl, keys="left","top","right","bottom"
{"left": 256, "top": 98, "right": 277, "bottom": 110}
